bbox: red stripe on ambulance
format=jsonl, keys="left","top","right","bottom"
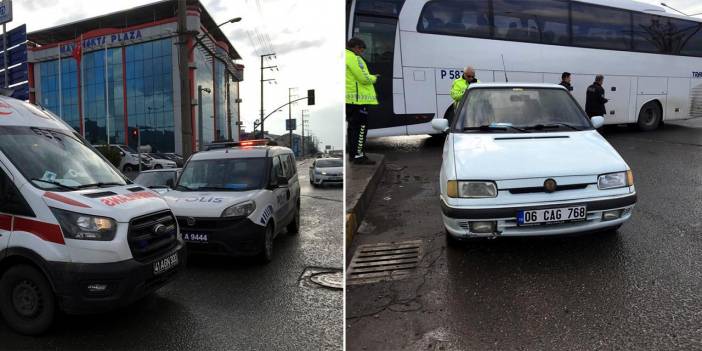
{"left": 100, "top": 191, "right": 158, "bottom": 207}
{"left": 13, "top": 217, "right": 65, "bottom": 245}
{"left": 0, "top": 214, "right": 11, "bottom": 231}
{"left": 44, "top": 192, "right": 91, "bottom": 208}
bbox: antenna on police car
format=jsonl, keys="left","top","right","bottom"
{"left": 501, "top": 54, "right": 509, "bottom": 82}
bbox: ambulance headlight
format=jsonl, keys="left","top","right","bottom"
{"left": 221, "top": 201, "right": 256, "bottom": 218}
{"left": 50, "top": 208, "right": 117, "bottom": 241}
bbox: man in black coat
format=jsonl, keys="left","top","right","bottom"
{"left": 559, "top": 72, "right": 573, "bottom": 92}
{"left": 585, "top": 74, "right": 608, "bottom": 117}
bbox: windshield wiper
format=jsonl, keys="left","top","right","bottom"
{"left": 463, "top": 125, "right": 528, "bottom": 133}
{"left": 75, "top": 182, "right": 125, "bottom": 189}
{"left": 524, "top": 123, "right": 581, "bottom": 131}
{"left": 31, "top": 178, "right": 79, "bottom": 191}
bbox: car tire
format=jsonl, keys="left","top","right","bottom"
{"left": 637, "top": 101, "right": 662, "bottom": 131}
{"left": 0, "top": 265, "right": 56, "bottom": 336}
{"left": 154, "top": 164, "right": 162, "bottom": 169}
{"left": 258, "top": 223, "right": 275, "bottom": 264}
{"left": 123, "top": 164, "right": 135, "bottom": 172}
{"left": 287, "top": 203, "right": 300, "bottom": 235}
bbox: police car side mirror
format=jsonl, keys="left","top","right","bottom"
{"left": 591, "top": 116, "right": 605, "bottom": 129}
{"left": 431, "top": 118, "right": 449, "bottom": 132}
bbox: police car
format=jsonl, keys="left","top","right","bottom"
{"left": 0, "top": 96, "right": 184, "bottom": 335}
{"left": 434, "top": 83, "right": 636, "bottom": 244}
{"left": 164, "top": 140, "right": 301, "bottom": 262}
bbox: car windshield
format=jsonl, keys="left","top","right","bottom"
{"left": 134, "top": 171, "right": 176, "bottom": 188}
{"left": 455, "top": 88, "right": 592, "bottom": 132}
{"left": 0, "top": 126, "right": 128, "bottom": 190}
{"left": 316, "top": 159, "right": 342, "bottom": 168}
{"left": 177, "top": 158, "right": 266, "bottom": 191}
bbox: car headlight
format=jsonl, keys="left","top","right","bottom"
{"left": 447, "top": 180, "right": 497, "bottom": 198}
{"left": 598, "top": 170, "right": 633, "bottom": 190}
{"left": 221, "top": 201, "right": 256, "bottom": 218}
{"left": 50, "top": 208, "right": 117, "bottom": 241}
{"left": 321, "top": 171, "right": 328, "bottom": 175}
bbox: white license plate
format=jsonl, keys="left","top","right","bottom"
{"left": 153, "top": 252, "right": 179, "bottom": 275}
{"left": 517, "top": 206, "right": 587, "bottom": 225}
{"left": 183, "top": 233, "right": 208, "bottom": 242}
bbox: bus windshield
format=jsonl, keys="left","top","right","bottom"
{"left": 455, "top": 88, "right": 592, "bottom": 132}
{"left": 0, "top": 126, "right": 128, "bottom": 191}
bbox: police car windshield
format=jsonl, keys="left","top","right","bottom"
{"left": 134, "top": 171, "right": 176, "bottom": 188}
{"left": 177, "top": 158, "right": 266, "bottom": 191}
{"left": 455, "top": 88, "right": 592, "bottom": 132}
{"left": 0, "top": 126, "right": 128, "bottom": 191}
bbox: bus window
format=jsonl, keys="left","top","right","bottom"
{"left": 417, "top": 0, "right": 491, "bottom": 38}
{"left": 571, "top": 3, "right": 632, "bottom": 51}
{"left": 492, "top": 0, "right": 569, "bottom": 45}
{"left": 670, "top": 18, "right": 702, "bottom": 56}
{"left": 682, "top": 29, "right": 702, "bottom": 57}
{"left": 632, "top": 13, "right": 666, "bottom": 54}
{"left": 354, "top": 0, "right": 404, "bottom": 17}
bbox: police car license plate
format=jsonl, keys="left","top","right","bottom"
{"left": 183, "top": 233, "right": 208, "bottom": 242}
{"left": 517, "top": 206, "right": 587, "bottom": 225}
{"left": 153, "top": 252, "right": 179, "bottom": 275}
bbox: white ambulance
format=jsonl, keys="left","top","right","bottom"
{"left": 164, "top": 141, "right": 300, "bottom": 263}
{"left": 0, "top": 96, "right": 185, "bottom": 335}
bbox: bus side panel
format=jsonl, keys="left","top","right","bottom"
{"left": 603, "top": 76, "right": 631, "bottom": 124}
{"left": 493, "top": 72, "right": 543, "bottom": 83}
{"left": 666, "top": 77, "right": 691, "bottom": 121}
{"left": 403, "top": 67, "right": 436, "bottom": 114}
{"left": 393, "top": 78, "right": 406, "bottom": 114}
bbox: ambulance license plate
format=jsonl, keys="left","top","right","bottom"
{"left": 153, "top": 252, "right": 179, "bottom": 275}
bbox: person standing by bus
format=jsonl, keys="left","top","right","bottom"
{"left": 346, "top": 37, "right": 378, "bottom": 165}
{"left": 585, "top": 74, "right": 608, "bottom": 117}
{"left": 559, "top": 72, "right": 573, "bottom": 93}
{"left": 450, "top": 66, "right": 479, "bottom": 107}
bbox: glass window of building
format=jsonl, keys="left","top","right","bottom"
{"left": 214, "top": 59, "right": 227, "bottom": 141}
{"left": 195, "top": 47, "right": 214, "bottom": 147}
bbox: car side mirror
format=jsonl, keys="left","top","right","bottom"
{"left": 431, "top": 118, "right": 449, "bottom": 132}
{"left": 119, "top": 151, "right": 125, "bottom": 156}
{"left": 277, "top": 176, "right": 289, "bottom": 187}
{"left": 591, "top": 116, "right": 605, "bottom": 129}
{"left": 165, "top": 178, "right": 174, "bottom": 188}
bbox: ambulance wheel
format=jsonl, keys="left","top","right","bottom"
{"left": 0, "top": 265, "right": 56, "bottom": 335}
{"left": 258, "top": 223, "right": 275, "bottom": 264}
{"left": 287, "top": 203, "right": 300, "bottom": 235}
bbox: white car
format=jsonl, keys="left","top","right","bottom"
{"left": 434, "top": 83, "right": 637, "bottom": 244}
{"left": 309, "top": 158, "right": 343, "bottom": 186}
{"left": 145, "top": 154, "right": 177, "bottom": 169}
{"left": 164, "top": 141, "right": 300, "bottom": 262}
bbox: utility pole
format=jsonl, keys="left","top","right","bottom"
{"left": 177, "top": 0, "right": 193, "bottom": 158}
{"left": 288, "top": 87, "right": 298, "bottom": 151}
{"left": 260, "top": 53, "right": 276, "bottom": 138}
{"left": 301, "top": 109, "right": 309, "bottom": 158}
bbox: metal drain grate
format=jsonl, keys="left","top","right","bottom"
{"left": 346, "top": 240, "right": 422, "bottom": 285}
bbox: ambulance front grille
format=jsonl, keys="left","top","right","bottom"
{"left": 127, "top": 210, "right": 178, "bottom": 262}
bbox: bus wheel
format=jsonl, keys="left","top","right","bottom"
{"left": 637, "top": 101, "right": 662, "bottom": 131}
{"left": 0, "top": 265, "right": 56, "bottom": 335}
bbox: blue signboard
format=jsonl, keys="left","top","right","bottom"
{"left": 0, "top": 24, "right": 27, "bottom": 100}
{"left": 286, "top": 118, "right": 297, "bottom": 131}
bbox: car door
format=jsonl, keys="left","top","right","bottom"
{"left": 270, "top": 155, "right": 289, "bottom": 228}
{"left": 284, "top": 154, "right": 300, "bottom": 208}
{"left": 0, "top": 164, "right": 35, "bottom": 253}
{"left": 309, "top": 160, "right": 316, "bottom": 181}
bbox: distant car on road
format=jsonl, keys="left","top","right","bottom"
{"left": 309, "top": 158, "right": 343, "bottom": 187}
{"left": 434, "top": 83, "right": 636, "bottom": 244}
{"left": 94, "top": 144, "right": 150, "bottom": 172}
{"left": 134, "top": 168, "right": 181, "bottom": 194}
{"left": 146, "top": 153, "right": 178, "bottom": 169}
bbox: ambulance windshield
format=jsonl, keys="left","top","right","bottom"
{"left": 0, "top": 126, "right": 128, "bottom": 191}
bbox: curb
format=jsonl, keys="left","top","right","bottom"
{"left": 345, "top": 154, "right": 385, "bottom": 250}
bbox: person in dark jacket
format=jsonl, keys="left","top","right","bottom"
{"left": 559, "top": 72, "right": 573, "bottom": 92}
{"left": 585, "top": 74, "right": 608, "bottom": 117}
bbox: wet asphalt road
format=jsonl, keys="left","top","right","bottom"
{"left": 346, "top": 120, "right": 702, "bottom": 350}
{"left": 1, "top": 160, "right": 343, "bottom": 350}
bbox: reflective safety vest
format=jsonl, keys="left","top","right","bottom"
{"left": 450, "top": 77, "right": 480, "bottom": 106}
{"left": 345, "top": 49, "right": 378, "bottom": 105}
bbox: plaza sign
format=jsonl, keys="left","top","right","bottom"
{"left": 59, "top": 29, "right": 143, "bottom": 54}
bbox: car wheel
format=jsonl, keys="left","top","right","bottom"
{"left": 154, "top": 164, "right": 162, "bottom": 169}
{"left": 637, "top": 101, "right": 662, "bottom": 131}
{"left": 258, "top": 223, "right": 275, "bottom": 263}
{"left": 123, "top": 164, "right": 135, "bottom": 173}
{"left": 0, "top": 265, "right": 56, "bottom": 336}
{"left": 287, "top": 203, "right": 300, "bottom": 235}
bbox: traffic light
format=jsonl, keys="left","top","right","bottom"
{"left": 307, "top": 89, "right": 315, "bottom": 105}
{"left": 131, "top": 129, "right": 139, "bottom": 138}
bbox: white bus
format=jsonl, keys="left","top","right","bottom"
{"left": 347, "top": 0, "right": 702, "bottom": 137}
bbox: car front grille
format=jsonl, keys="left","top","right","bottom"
{"left": 508, "top": 184, "right": 590, "bottom": 194}
{"left": 128, "top": 210, "right": 179, "bottom": 262}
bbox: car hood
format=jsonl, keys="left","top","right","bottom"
{"left": 163, "top": 189, "right": 263, "bottom": 217}
{"left": 451, "top": 131, "right": 628, "bottom": 180}
{"left": 41, "top": 185, "right": 169, "bottom": 223}
{"left": 317, "top": 166, "right": 343, "bottom": 173}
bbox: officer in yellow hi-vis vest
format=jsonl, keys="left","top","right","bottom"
{"left": 346, "top": 37, "right": 378, "bottom": 165}
{"left": 450, "top": 66, "right": 479, "bottom": 108}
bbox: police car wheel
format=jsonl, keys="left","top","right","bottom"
{"left": 0, "top": 265, "right": 56, "bottom": 335}
{"left": 287, "top": 204, "right": 300, "bottom": 235}
{"left": 259, "top": 224, "right": 275, "bottom": 263}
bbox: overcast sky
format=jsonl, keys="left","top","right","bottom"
{"left": 10, "top": 0, "right": 702, "bottom": 150}
{"left": 14, "top": 0, "right": 344, "bottom": 150}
